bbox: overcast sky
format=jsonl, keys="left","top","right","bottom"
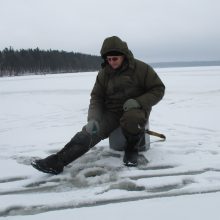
{"left": 0, "top": 0, "right": 219, "bottom": 62}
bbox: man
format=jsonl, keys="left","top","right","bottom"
{"left": 31, "top": 36, "right": 165, "bottom": 174}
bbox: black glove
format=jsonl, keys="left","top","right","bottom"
{"left": 123, "top": 99, "right": 141, "bottom": 111}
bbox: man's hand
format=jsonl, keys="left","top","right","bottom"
{"left": 85, "top": 120, "right": 100, "bottom": 135}
{"left": 123, "top": 99, "right": 141, "bottom": 111}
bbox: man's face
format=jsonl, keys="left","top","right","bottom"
{"left": 106, "top": 56, "right": 125, "bottom": 70}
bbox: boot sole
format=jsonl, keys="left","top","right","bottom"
{"left": 31, "top": 161, "right": 61, "bottom": 175}
{"left": 123, "top": 161, "right": 138, "bottom": 167}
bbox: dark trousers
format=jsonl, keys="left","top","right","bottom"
{"left": 83, "top": 108, "right": 148, "bottom": 148}
{"left": 58, "top": 108, "right": 148, "bottom": 166}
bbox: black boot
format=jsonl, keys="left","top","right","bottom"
{"left": 123, "top": 133, "right": 143, "bottom": 167}
{"left": 123, "top": 148, "right": 138, "bottom": 167}
{"left": 32, "top": 131, "right": 96, "bottom": 175}
{"left": 31, "top": 154, "right": 64, "bottom": 175}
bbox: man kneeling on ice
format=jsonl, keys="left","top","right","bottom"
{"left": 32, "top": 36, "right": 165, "bottom": 174}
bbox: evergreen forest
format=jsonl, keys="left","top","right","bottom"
{"left": 0, "top": 47, "right": 102, "bottom": 77}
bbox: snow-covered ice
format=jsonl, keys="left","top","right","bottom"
{"left": 0, "top": 66, "right": 220, "bottom": 219}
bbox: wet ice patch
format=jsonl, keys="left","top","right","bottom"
{"left": 72, "top": 167, "right": 118, "bottom": 187}
{"left": 108, "top": 180, "right": 145, "bottom": 191}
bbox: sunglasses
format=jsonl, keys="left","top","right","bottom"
{"left": 106, "top": 57, "right": 120, "bottom": 62}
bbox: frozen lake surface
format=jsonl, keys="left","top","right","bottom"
{"left": 0, "top": 66, "right": 220, "bottom": 219}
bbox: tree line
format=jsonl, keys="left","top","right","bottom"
{"left": 0, "top": 47, "right": 102, "bottom": 77}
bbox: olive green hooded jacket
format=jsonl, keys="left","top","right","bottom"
{"left": 88, "top": 36, "right": 165, "bottom": 122}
